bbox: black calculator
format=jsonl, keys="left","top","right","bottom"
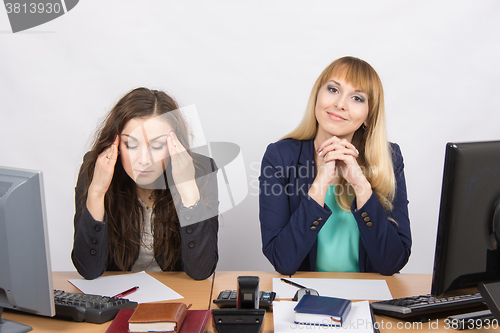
{"left": 213, "top": 290, "right": 276, "bottom": 309}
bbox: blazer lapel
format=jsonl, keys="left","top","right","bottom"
{"left": 297, "top": 140, "right": 316, "bottom": 200}
{"left": 296, "top": 139, "right": 319, "bottom": 271}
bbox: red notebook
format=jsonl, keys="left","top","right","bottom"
{"left": 175, "top": 310, "right": 211, "bottom": 333}
{"left": 106, "top": 308, "right": 210, "bottom": 333}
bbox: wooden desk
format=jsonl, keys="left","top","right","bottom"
{"left": 212, "top": 271, "right": 432, "bottom": 333}
{"left": 292, "top": 272, "right": 435, "bottom": 333}
{"left": 2, "top": 271, "right": 214, "bottom": 333}
{"left": 212, "top": 272, "right": 495, "bottom": 333}
{"left": 3, "top": 271, "right": 496, "bottom": 333}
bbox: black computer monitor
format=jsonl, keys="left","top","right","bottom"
{"left": 431, "top": 141, "right": 500, "bottom": 296}
{"left": 0, "top": 167, "right": 55, "bottom": 333}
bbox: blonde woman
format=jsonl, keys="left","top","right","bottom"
{"left": 259, "top": 56, "right": 411, "bottom": 276}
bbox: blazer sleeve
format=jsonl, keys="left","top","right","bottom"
{"left": 176, "top": 156, "right": 219, "bottom": 280}
{"left": 71, "top": 154, "right": 109, "bottom": 280}
{"left": 259, "top": 142, "right": 332, "bottom": 275}
{"left": 351, "top": 143, "right": 412, "bottom": 275}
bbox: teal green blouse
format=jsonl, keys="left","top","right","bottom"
{"left": 315, "top": 186, "right": 360, "bottom": 272}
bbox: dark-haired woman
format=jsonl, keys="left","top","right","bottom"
{"left": 72, "top": 88, "right": 218, "bottom": 280}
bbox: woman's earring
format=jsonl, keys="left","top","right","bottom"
{"left": 362, "top": 124, "right": 368, "bottom": 130}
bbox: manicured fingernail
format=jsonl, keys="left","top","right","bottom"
{"left": 356, "top": 149, "right": 359, "bottom": 154}
{"left": 318, "top": 150, "right": 323, "bottom": 156}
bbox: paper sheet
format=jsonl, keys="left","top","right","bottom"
{"left": 68, "top": 271, "right": 183, "bottom": 303}
{"left": 273, "top": 278, "right": 392, "bottom": 300}
{"left": 273, "top": 301, "right": 374, "bottom": 333}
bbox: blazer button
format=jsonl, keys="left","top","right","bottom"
{"left": 186, "top": 227, "right": 193, "bottom": 234}
{"left": 366, "top": 222, "right": 373, "bottom": 227}
{"left": 313, "top": 221, "right": 319, "bottom": 226}
{"left": 188, "top": 241, "right": 196, "bottom": 249}
{"left": 90, "top": 249, "right": 97, "bottom": 256}
{"left": 317, "top": 217, "right": 323, "bottom": 221}
{"left": 91, "top": 238, "right": 98, "bottom": 244}
{"left": 310, "top": 226, "right": 317, "bottom": 231}
{"left": 94, "top": 224, "right": 101, "bottom": 232}
{"left": 361, "top": 212, "right": 368, "bottom": 218}
{"left": 363, "top": 217, "right": 371, "bottom": 222}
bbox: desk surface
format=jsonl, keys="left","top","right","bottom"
{"left": 211, "top": 271, "right": 438, "bottom": 333}
{"left": 2, "top": 271, "right": 495, "bottom": 333}
{"left": 2, "top": 271, "right": 214, "bottom": 333}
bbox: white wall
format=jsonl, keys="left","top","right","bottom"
{"left": 1, "top": 0, "right": 500, "bottom": 275}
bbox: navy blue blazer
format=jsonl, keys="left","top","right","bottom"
{"left": 259, "top": 139, "right": 411, "bottom": 276}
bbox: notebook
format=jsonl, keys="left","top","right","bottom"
{"left": 106, "top": 308, "right": 210, "bottom": 333}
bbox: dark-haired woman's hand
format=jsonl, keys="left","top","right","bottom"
{"left": 87, "top": 136, "right": 119, "bottom": 221}
{"left": 167, "top": 131, "right": 200, "bottom": 207}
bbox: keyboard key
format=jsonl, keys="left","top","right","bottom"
{"left": 53, "top": 289, "right": 138, "bottom": 323}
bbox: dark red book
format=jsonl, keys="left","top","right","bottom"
{"left": 177, "top": 310, "right": 210, "bottom": 333}
{"left": 105, "top": 309, "right": 135, "bottom": 333}
{"left": 105, "top": 308, "right": 210, "bottom": 333}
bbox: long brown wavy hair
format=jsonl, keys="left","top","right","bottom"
{"left": 80, "top": 87, "right": 192, "bottom": 271}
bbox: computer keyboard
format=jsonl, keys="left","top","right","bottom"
{"left": 370, "top": 293, "right": 487, "bottom": 321}
{"left": 53, "top": 289, "right": 138, "bottom": 324}
{"left": 213, "top": 290, "right": 276, "bottom": 309}
{"left": 446, "top": 310, "right": 495, "bottom": 330}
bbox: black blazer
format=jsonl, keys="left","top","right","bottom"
{"left": 71, "top": 152, "right": 219, "bottom": 280}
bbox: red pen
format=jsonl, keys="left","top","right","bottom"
{"left": 113, "top": 286, "right": 139, "bottom": 299}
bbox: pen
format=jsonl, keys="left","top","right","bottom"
{"left": 113, "top": 286, "right": 139, "bottom": 298}
{"left": 280, "top": 278, "right": 307, "bottom": 289}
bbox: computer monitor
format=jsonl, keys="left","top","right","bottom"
{"left": 431, "top": 141, "right": 500, "bottom": 296}
{"left": 0, "top": 166, "right": 55, "bottom": 333}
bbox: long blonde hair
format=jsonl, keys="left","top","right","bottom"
{"left": 282, "top": 56, "right": 395, "bottom": 212}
